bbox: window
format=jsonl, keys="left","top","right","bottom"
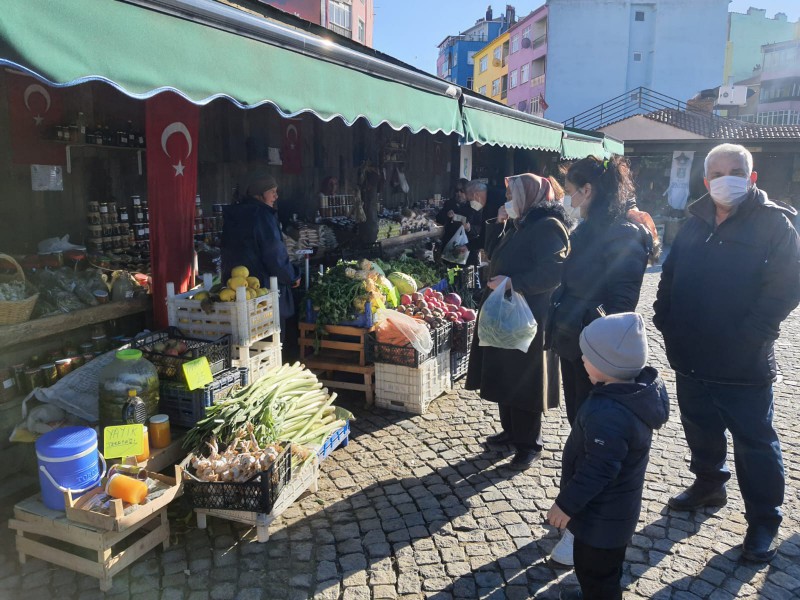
{"left": 511, "top": 35, "right": 520, "bottom": 53}
{"left": 479, "top": 85, "right": 487, "bottom": 95}
{"left": 328, "top": 1, "right": 351, "bottom": 30}
{"left": 466, "top": 77, "right": 474, "bottom": 90}
{"left": 530, "top": 95, "right": 541, "bottom": 114}
{"left": 633, "top": 52, "right": 642, "bottom": 62}
{"left": 467, "top": 51, "right": 476, "bottom": 65}
{"left": 522, "top": 26, "right": 531, "bottom": 41}
{"left": 491, "top": 78, "right": 500, "bottom": 96}
{"left": 510, "top": 69, "right": 518, "bottom": 88}
{"left": 358, "top": 19, "right": 365, "bottom": 43}
{"left": 440, "top": 62, "right": 447, "bottom": 77}
{"left": 635, "top": 11, "right": 645, "bottom": 21}
{"left": 520, "top": 62, "right": 530, "bottom": 83}
{"left": 479, "top": 56, "right": 488, "bottom": 73}
{"left": 493, "top": 46, "right": 502, "bottom": 62}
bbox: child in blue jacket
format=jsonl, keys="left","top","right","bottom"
{"left": 548, "top": 312, "right": 670, "bottom": 600}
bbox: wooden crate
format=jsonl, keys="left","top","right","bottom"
{"left": 64, "top": 466, "right": 182, "bottom": 532}
{"left": 298, "top": 322, "right": 373, "bottom": 366}
{"left": 9, "top": 495, "right": 169, "bottom": 592}
{"left": 195, "top": 459, "right": 319, "bottom": 543}
{"left": 303, "top": 353, "right": 375, "bottom": 406}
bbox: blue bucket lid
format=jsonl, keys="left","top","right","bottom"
{"left": 35, "top": 426, "right": 97, "bottom": 459}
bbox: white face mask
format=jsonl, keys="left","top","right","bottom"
{"left": 504, "top": 200, "right": 519, "bottom": 220}
{"left": 709, "top": 175, "right": 750, "bottom": 208}
{"left": 470, "top": 199, "right": 483, "bottom": 211}
{"left": 562, "top": 195, "right": 583, "bottom": 220}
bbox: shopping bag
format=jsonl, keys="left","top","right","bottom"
{"left": 478, "top": 277, "right": 537, "bottom": 352}
{"left": 441, "top": 225, "right": 470, "bottom": 265}
{"left": 374, "top": 308, "right": 433, "bottom": 354}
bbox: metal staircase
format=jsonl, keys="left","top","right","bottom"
{"left": 563, "top": 87, "right": 713, "bottom": 130}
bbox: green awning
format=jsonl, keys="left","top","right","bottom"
{"left": 561, "top": 131, "right": 607, "bottom": 160}
{"left": 0, "top": 0, "right": 462, "bottom": 135}
{"left": 462, "top": 102, "right": 564, "bottom": 152}
{"left": 603, "top": 136, "right": 625, "bottom": 157}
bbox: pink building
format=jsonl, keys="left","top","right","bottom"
{"left": 261, "top": 0, "right": 374, "bottom": 47}
{"left": 505, "top": 5, "right": 548, "bottom": 116}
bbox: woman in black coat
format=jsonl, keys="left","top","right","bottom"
{"left": 466, "top": 174, "right": 571, "bottom": 469}
{"left": 547, "top": 156, "right": 652, "bottom": 425}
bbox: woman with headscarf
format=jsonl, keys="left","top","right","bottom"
{"left": 465, "top": 174, "right": 572, "bottom": 469}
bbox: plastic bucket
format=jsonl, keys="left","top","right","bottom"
{"left": 35, "top": 426, "right": 105, "bottom": 511}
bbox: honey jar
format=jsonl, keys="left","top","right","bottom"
{"left": 148, "top": 414, "right": 171, "bottom": 449}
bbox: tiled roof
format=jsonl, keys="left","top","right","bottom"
{"left": 644, "top": 108, "right": 800, "bottom": 140}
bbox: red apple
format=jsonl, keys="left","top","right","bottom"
{"left": 444, "top": 293, "right": 462, "bottom": 307}
{"left": 400, "top": 294, "right": 413, "bottom": 306}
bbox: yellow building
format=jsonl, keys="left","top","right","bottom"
{"left": 472, "top": 31, "right": 510, "bottom": 104}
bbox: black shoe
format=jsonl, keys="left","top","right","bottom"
{"left": 509, "top": 449, "right": 541, "bottom": 470}
{"left": 558, "top": 586, "right": 583, "bottom": 600}
{"left": 741, "top": 525, "right": 779, "bottom": 563}
{"left": 667, "top": 482, "right": 727, "bottom": 511}
{"left": 485, "top": 431, "right": 512, "bottom": 445}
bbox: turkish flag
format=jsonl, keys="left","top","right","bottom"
{"left": 281, "top": 118, "right": 302, "bottom": 175}
{"left": 5, "top": 70, "right": 65, "bottom": 165}
{"left": 538, "top": 92, "right": 549, "bottom": 112}
{"left": 145, "top": 92, "right": 200, "bottom": 327}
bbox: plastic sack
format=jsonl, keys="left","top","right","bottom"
{"left": 374, "top": 308, "right": 432, "bottom": 354}
{"left": 37, "top": 234, "right": 85, "bottom": 254}
{"left": 442, "top": 225, "right": 470, "bottom": 265}
{"left": 478, "top": 277, "right": 538, "bottom": 352}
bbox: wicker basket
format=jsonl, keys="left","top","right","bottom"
{"left": 0, "top": 254, "right": 38, "bottom": 325}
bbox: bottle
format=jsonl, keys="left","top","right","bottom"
{"left": 98, "top": 349, "right": 159, "bottom": 431}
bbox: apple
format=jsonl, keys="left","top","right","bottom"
{"left": 411, "top": 292, "right": 423, "bottom": 303}
{"left": 400, "top": 294, "right": 413, "bottom": 306}
{"left": 444, "top": 293, "right": 462, "bottom": 307}
{"left": 433, "top": 291, "right": 444, "bottom": 302}
{"left": 460, "top": 308, "right": 477, "bottom": 321}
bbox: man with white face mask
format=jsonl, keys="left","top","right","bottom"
{"left": 653, "top": 143, "right": 800, "bottom": 563}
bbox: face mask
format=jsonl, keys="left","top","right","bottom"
{"left": 504, "top": 200, "right": 519, "bottom": 220}
{"left": 709, "top": 175, "right": 750, "bottom": 207}
{"left": 562, "top": 195, "right": 582, "bottom": 220}
{"left": 470, "top": 200, "right": 483, "bottom": 211}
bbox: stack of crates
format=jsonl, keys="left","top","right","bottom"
{"left": 374, "top": 350, "right": 451, "bottom": 414}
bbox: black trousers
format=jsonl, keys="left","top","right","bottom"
{"left": 573, "top": 538, "right": 626, "bottom": 600}
{"left": 560, "top": 356, "right": 594, "bottom": 425}
{"left": 498, "top": 403, "right": 543, "bottom": 452}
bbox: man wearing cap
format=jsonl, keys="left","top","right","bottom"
{"left": 653, "top": 143, "right": 800, "bottom": 562}
{"left": 222, "top": 173, "right": 300, "bottom": 337}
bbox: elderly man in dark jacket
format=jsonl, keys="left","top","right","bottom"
{"left": 653, "top": 143, "right": 800, "bottom": 563}
{"left": 549, "top": 313, "right": 669, "bottom": 600}
{"left": 222, "top": 173, "right": 299, "bottom": 337}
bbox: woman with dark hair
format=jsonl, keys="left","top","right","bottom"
{"left": 545, "top": 155, "right": 653, "bottom": 567}
{"left": 466, "top": 174, "right": 572, "bottom": 469}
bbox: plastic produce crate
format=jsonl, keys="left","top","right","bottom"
{"left": 132, "top": 327, "right": 231, "bottom": 381}
{"left": 316, "top": 408, "right": 351, "bottom": 462}
{"left": 450, "top": 351, "right": 469, "bottom": 383}
{"left": 183, "top": 442, "right": 292, "bottom": 514}
{"left": 374, "top": 350, "right": 450, "bottom": 414}
{"left": 232, "top": 340, "right": 282, "bottom": 383}
{"left": 366, "top": 321, "right": 450, "bottom": 367}
{"left": 451, "top": 320, "right": 475, "bottom": 354}
{"left": 166, "top": 277, "right": 279, "bottom": 347}
{"left": 159, "top": 367, "right": 248, "bottom": 428}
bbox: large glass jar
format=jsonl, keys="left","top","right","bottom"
{"left": 98, "top": 349, "right": 159, "bottom": 430}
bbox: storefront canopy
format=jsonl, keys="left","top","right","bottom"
{"left": 0, "top": 0, "right": 463, "bottom": 135}
{"left": 461, "top": 95, "right": 564, "bottom": 153}
{"left": 560, "top": 129, "right": 608, "bottom": 160}
{"left": 603, "top": 136, "right": 625, "bottom": 157}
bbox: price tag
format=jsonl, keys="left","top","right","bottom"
{"left": 103, "top": 424, "right": 144, "bottom": 459}
{"left": 182, "top": 356, "right": 214, "bottom": 390}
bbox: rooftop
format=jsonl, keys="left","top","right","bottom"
{"left": 644, "top": 107, "right": 800, "bottom": 140}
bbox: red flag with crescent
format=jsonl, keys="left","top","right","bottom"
{"left": 145, "top": 92, "right": 200, "bottom": 327}
{"left": 5, "top": 71, "right": 65, "bottom": 165}
{"left": 281, "top": 118, "right": 303, "bottom": 175}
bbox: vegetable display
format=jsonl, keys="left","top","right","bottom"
{"left": 375, "top": 257, "right": 445, "bottom": 289}
{"left": 183, "top": 362, "right": 347, "bottom": 456}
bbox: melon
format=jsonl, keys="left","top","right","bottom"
{"left": 387, "top": 272, "right": 417, "bottom": 295}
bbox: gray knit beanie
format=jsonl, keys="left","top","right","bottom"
{"left": 579, "top": 312, "right": 648, "bottom": 380}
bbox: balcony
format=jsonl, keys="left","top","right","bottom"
{"left": 532, "top": 34, "right": 547, "bottom": 49}
{"left": 531, "top": 74, "right": 545, "bottom": 87}
{"left": 328, "top": 23, "right": 352, "bottom": 38}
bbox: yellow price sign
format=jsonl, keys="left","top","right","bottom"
{"left": 182, "top": 356, "right": 214, "bottom": 390}
{"left": 103, "top": 424, "right": 144, "bottom": 459}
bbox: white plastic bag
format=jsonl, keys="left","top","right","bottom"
{"left": 442, "top": 225, "right": 470, "bottom": 265}
{"left": 374, "top": 308, "right": 433, "bottom": 354}
{"left": 478, "top": 277, "right": 538, "bottom": 352}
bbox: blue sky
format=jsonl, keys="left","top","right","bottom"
{"left": 373, "top": 1, "right": 800, "bottom": 73}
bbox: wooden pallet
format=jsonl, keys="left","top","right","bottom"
{"left": 9, "top": 495, "right": 169, "bottom": 592}
{"left": 298, "top": 322, "right": 373, "bottom": 366}
{"left": 303, "top": 351, "right": 375, "bottom": 406}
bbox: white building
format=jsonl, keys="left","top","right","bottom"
{"left": 544, "top": 0, "right": 729, "bottom": 123}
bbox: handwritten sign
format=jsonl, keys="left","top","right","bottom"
{"left": 182, "top": 356, "right": 214, "bottom": 390}
{"left": 104, "top": 424, "right": 144, "bottom": 459}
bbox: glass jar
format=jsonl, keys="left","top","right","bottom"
{"left": 98, "top": 349, "right": 159, "bottom": 431}
{"left": 136, "top": 426, "right": 150, "bottom": 463}
{"left": 148, "top": 414, "right": 171, "bottom": 449}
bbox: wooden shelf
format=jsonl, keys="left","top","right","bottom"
{"left": 0, "top": 295, "right": 150, "bottom": 351}
{"left": 380, "top": 228, "right": 443, "bottom": 248}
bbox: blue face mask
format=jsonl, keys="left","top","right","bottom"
{"left": 504, "top": 200, "right": 519, "bottom": 220}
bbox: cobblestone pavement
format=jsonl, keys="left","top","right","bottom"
{"left": 1, "top": 267, "right": 799, "bottom": 600}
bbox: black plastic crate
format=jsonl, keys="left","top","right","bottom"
{"left": 366, "top": 321, "right": 451, "bottom": 367}
{"left": 452, "top": 265, "right": 479, "bottom": 290}
{"left": 450, "top": 351, "right": 469, "bottom": 383}
{"left": 160, "top": 367, "right": 248, "bottom": 428}
{"left": 133, "top": 327, "right": 231, "bottom": 381}
{"left": 183, "top": 442, "right": 292, "bottom": 513}
{"left": 451, "top": 320, "right": 475, "bottom": 354}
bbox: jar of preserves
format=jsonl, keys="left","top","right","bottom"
{"left": 148, "top": 414, "right": 171, "bottom": 449}
{"left": 39, "top": 363, "right": 58, "bottom": 387}
{"left": 119, "top": 207, "right": 129, "bottom": 222}
{"left": 98, "top": 349, "right": 159, "bottom": 431}
{"left": 131, "top": 195, "right": 141, "bottom": 207}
